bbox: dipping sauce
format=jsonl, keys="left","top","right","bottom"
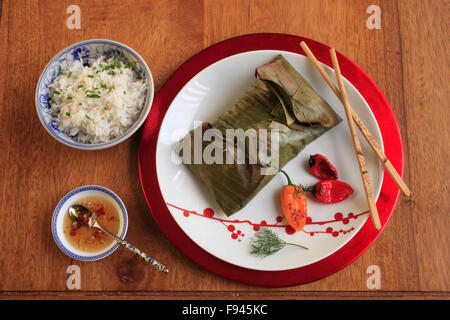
{"left": 63, "top": 196, "right": 121, "bottom": 252}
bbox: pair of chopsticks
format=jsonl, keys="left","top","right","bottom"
{"left": 299, "top": 41, "right": 411, "bottom": 230}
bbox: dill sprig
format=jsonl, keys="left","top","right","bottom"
{"left": 250, "top": 228, "right": 308, "bottom": 257}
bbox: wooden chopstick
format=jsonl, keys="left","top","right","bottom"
{"left": 300, "top": 41, "right": 411, "bottom": 197}
{"left": 330, "top": 48, "right": 382, "bottom": 230}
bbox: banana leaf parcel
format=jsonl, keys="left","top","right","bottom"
{"left": 178, "top": 55, "right": 341, "bottom": 216}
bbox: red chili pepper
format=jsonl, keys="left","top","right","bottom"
{"left": 96, "top": 207, "right": 105, "bottom": 216}
{"left": 70, "top": 228, "right": 77, "bottom": 236}
{"left": 304, "top": 180, "right": 353, "bottom": 204}
{"left": 70, "top": 224, "right": 80, "bottom": 236}
{"left": 308, "top": 154, "right": 338, "bottom": 180}
{"left": 93, "top": 230, "right": 102, "bottom": 240}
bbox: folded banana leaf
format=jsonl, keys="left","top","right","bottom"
{"left": 179, "top": 55, "right": 341, "bottom": 216}
{"left": 256, "top": 54, "right": 341, "bottom": 130}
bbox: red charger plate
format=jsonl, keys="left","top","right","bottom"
{"left": 138, "top": 33, "right": 403, "bottom": 287}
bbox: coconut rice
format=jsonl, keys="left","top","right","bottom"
{"left": 48, "top": 55, "right": 146, "bottom": 144}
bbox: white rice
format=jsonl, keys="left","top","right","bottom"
{"left": 49, "top": 55, "right": 146, "bottom": 144}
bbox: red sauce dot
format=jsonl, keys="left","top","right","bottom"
{"left": 183, "top": 211, "right": 190, "bottom": 217}
{"left": 203, "top": 208, "right": 214, "bottom": 218}
{"left": 236, "top": 230, "right": 241, "bottom": 234}
{"left": 260, "top": 220, "right": 267, "bottom": 226}
{"left": 342, "top": 218, "right": 349, "bottom": 224}
{"left": 306, "top": 217, "right": 312, "bottom": 224}
{"left": 231, "top": 233, "right": 238, "bottom": 239}
{"left": 253, "top": 225, "right": 260, "bottom": 231}
{"left": 348, "top": 212, "right": 354, "bottom": 218}
{"left": 326, "top": 227, "right": 333, "bottom": 233}
{"left": 332, "top": 231, "right": 339, "bottom": 237}
{"left": 285, "top": 226, "right": 295, "bottom": 235}
{"left": 276, "top": 216, "right": 283, "bottom": 223}
{"left": 334, "top": 212, "right": 343, "bottom": 220}
{"left": 227, "top": 225, "right": 235, "bottom": 232}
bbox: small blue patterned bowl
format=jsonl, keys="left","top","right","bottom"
{"left": 35, "top": 39, "right": 154, "bottom": 150}
{"left": 51, "top": 185, "right": 128, "bottom": 261}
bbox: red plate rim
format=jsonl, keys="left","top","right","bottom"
{"left": 138, "top": 33, "right": 403, "bottom": 287}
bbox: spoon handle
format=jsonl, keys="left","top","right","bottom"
{"left": 97, "top": 224, "right": 169, "bottom": 273}
{"left": 119, "top": 240, "right": 169, "bottom": 273}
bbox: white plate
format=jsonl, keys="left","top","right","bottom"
{"left": 155, "top": 50, "right": 383, "bottom": 271}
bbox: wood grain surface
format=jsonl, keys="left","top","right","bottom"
{"left": 0, "top": 0, "right": 448, "bottom": 299}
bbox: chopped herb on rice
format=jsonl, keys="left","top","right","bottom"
{"left": 48, "top": 55, "right": 146, "bottom": 144}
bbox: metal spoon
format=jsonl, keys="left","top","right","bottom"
{"left": 68, "top": 204, "right": 169, "bottom": 273}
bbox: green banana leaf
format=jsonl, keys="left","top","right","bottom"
{"left": 179, "top": 55, "right": 341, "bottom": 216}
{"left": 256, "top": 55, "right": 341, "bottom": 129}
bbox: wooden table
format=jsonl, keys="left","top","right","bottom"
{"left": 0, "top": 0, "right": 448, "bottom": 300}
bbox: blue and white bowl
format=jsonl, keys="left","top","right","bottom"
{"left": 35, "top": 39, "right": 154, "bottom": 150}
{"left": 51, "top": 185, "right": 128, "bottom": 261}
